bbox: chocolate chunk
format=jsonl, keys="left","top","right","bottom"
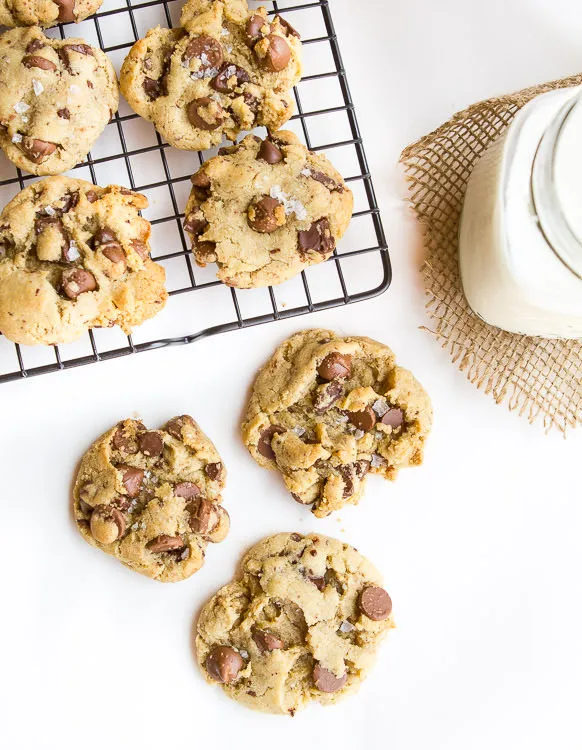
{"left": 63, "top": 44, "right": 93, "bottom": 56}
{"left": 130, "top": 240, "right": 149, "bottom": 260}
{"left": 146, "top": 534, "right": 184, "bottom": 553}
{"left": 257, "top": 138, "right": 283, "bottom": 164}
{"left": 90, "top": 505, "right": 125, "bottom": 545}
{"left": 247, "top": 196, "right": 285, "bottom": 233}
{"left": 381, "top": 408, "right": 404, "bottom": 428}
{"left": 143, "top": 77, "right": 163, "bottom": 100}
{"left": 183, "top": 214, "right": 208, "bottom": 235}
{"left": 112, "top": 422, "right": 142, "bottom": 453}
{"left": 61, "top": 268, "right": 96, "bottom": 299}
{"left": 57, "top": 108, "right": 70, "bottom": 120}
{"left": 22, "top": 55, "right": 56, "bottom": 71}
{"left": 138, "top": 431, "right": 163, "bottom": 457}
{"left": 55, "top": 0, "right": 76, "bottom": 23}
{"left": 188, "top": 497, "right": 218, "bottom": 535}
{"left": 191, "top": 171, "right": 211, "bottom": 189}
{"left": 212, "top": 63, "right": 250, "bottom": 93}
{"left": 309, "top": 575, "right": 326, "bottom": 591}
{"left": 317, "top": 352, "right": 352, "bottom": 381}
{"left": 338, "top": 464, "right": 359, "bottom": 498}
{"left": 61, "top": 191, "right": 79, "bottom": 213}
{"left": 308, "top": 169, "right": 341, "bottom": 192}
{"left": 206, "top": 646, "right": 243, "bottom": 684}
{"left": 257, "top": 424, "right": 286, "bottom": 460}
{"left": 187, "top": 97, "right": 225, "bottom": 131}
{"left": 245, "top": 14, "right": 268, "bottom": 44}
{"left": 313, "top": 380, "right": 343, "bottom": 414}
{"left": 275, "top": 15, "right": 300, "bottom": 38}
{"left": 354, "top": 459, "right": 371, "bottom": 479}
{"left": 290, "top": 533, "right": 303, "bottom": 541}
{"left": 20, "top": 138, "right": 56, "bottom": 164}
{"left": 255, "top": 34, "right": 291, "bottom": 72}
{"left": 297, "top": 218, "right": 333, "bottom": 256}
{"left": 313, "top": 664, "right": 347, "bottom": 693}
{"left": 174, "top": 482, "right": 200, "bottom": 499}
{"left": 252, "top": 629, "right": 284, "bottom": 653}
{"left": 359, "top": 586, "right": 392, "bottom": 621}
{"left": 166, "top": 414, "right": 194, "bottom": 441}
{"left": 182, "top": 35, "right": 223, "bottom": 69}
{"left": 347, "top": 406, "right": 377, "bottom": 432}
{"left": 26, "top": 39, "right": 45, "bottom": 53}
{"left": 119, "top": 465, "right": 144, "bottom": 497}
{"left": 102, "top": 244, "right": 126, "bottom": 266}
{"left": 85, "top": 189, "right": 97, "bottom": 202}
{"left": 195, "top": 241, "right": 217, "bottom": 263}
{"left": 205, "top": 462, "right": 222, "bottom": 481}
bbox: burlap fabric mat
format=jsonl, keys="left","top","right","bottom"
{"left": 401, "top": 74, "right": 582, "bottom": 433}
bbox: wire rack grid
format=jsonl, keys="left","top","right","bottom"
{"left": 0, "top": 0, "right": 391, "bottom": 383}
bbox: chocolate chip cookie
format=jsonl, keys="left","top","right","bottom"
{"left": 0, "top": 0, "right": 103, "bottom": 28}
{"left": 242, "top": 330, "right": 433, "bottom": 517}
{"left": 119, "top": 0, "right": 301, "bottom": 151}
{"left": 0, "top": 176, "right": 167, "bottom": 345}
{"left": 196, "top": 532, "right": 394, "bottom": 715}
{"left": 0, "top": 27, "right": 118, "bottom": 175}
{"left": 184, "top": 131, "right": 353, "bottom": 288}
{"left": 74, "top": 416, "right": 229, "bottom": 582}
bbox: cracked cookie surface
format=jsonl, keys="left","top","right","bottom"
{"left": 184, "top": 131, "right": 353, "bottom": 288}
{"left": 242, "top": 329, "right": 432, "bottom": 517}
{"left": 74, "top": 416, "right": 229, "bottom": 582}
{"left": 196, "top": 532, "right": 394, "bottom": 715}
{"left": 0, "top": 0, "right": 103, "bottom": 27}
{"left": 0, "top": 27, "right": 118, "bottom": 175}
{"left": 0, "top": 176, "right": 167, "bottom": 345}
{"left": 119, "top": 0, "right": 301, "bottom": 151}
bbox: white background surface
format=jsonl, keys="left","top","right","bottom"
{"left": 1, "top": 1, "right": 582, "bottom": 748}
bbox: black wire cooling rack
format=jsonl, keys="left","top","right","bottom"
{"left": 0, "top": 0, "right": 390, "bottom": 383}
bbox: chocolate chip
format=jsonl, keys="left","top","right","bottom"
{"left": 138, "top": 431, "right": 163, "bottom": 457}
{"left": 143, "top": 77, "right": 163, "bottom": 100}
{"left": 257, "top": 424, "right": 286, "bottom": 460}
{"left": 57, "top": 108, "right": 70, "bottom": 120}
{"left": 61, "top": 191, "right": 79, "bottom": 213}
{"left": 182, "top": 35, "right": 223, "bottom": 69}
{"left": 94, "top": 227, "right": 125, "bottom": 265}
{"left": 19, "top": 138, "right": 56, "bottom": 164}
{"left": 90, "top": 504, "right": 125, "bottom": 545}
{"left": 313, "top": 380, "right": 343, "bottom": 414}
{"left": 317, "top": 352, "right": 351, "bottom": 381}
{"left": 85, "top": 189, "right": 97, "bottom": 202}
{"left": 26, "top": 39, "right": 45, "bottom": 53}
{"left": 166, "top": 414, "right": 194, "bottom": 441}
{"left": 102, "top": 244, "right": 126, "bottom": 266}
{"left": 255, "top": 34, "right": 291, "bottom": 72}
{"left": 309, "top": 575, "right": 326, "bottom": 591}
{"left": 338, "top": 464, "right": 357, "bottom": 498}
{"left": 174, "top": 482, "right": 200, "bottom": 499}
{"left": 63, "top": 44, "right": 93, "bottom": 56}
{"left": 183, "top": 215, "right": 208, "bottom": 235}
{"left": 188, "top": 497, "right": 218, "bottom": 535}
{"left": 275, "top": 15, "right": 300, "bottom": 38}
{"left": 206, "top": 646, "right": 243, "bottom": 684}
{"left": 359, "top": 586, "right": 392, "bottom": 621}
{"left": 247, "top": 196, "right": 285, "bottom": 233}
{"left": 354, "top": 459, "right": 371, "bottom": 479}
{"left": 195, "top": 241, "right": 217, "bottom": 263}
{"left": 22, "top": 55, "right": 56, "bottom": 71}
{"left": 187, "top": 97, "right": 225, "bottom": 131}
{"left": 252, "top": 629, "right": 284, "bottom": 652}
{"left": 290, "top": 533, "right": 303, "bottom": 541}
{"left": 257, "top": 138, "right": 283, "bottom": 164}
{"left": 119, "top": 465, "right": 144, "bottom": 497}
{"left": 191, "top": 171, "right": 211, "bottom": 190}
{"left": 381, "top": 408, "right": 404, "bottom": 428}
{"left": 205, "top": 462, "right": 222, "bottom": 481}
{"left": 112, "top": 422, "right": 142, "bottom": 453}
{"left": 298, "top": 218, "right": 333, "bottom": 256}
{"left": 61, "top": 268, "right": 96, "bottom": 299}
{"left": 347, "top": 406, "right": 377, "bottom": 432}
{"left": 212, "top": 63, "right": 250, "bottom": 93}
{"left": 308, "top": 169, "right": 342, "bottom": 192}
{"left": 245, "top": 14, "right": 268, "bottom": 44}
{"left": 55, "top": 0, "right": 76, "bottom": 22}
{"left": 313, "top": 664, "right": 347, "bottom": 693}
{"left": 146, "top": 534, "right": 184, "bottom": 553}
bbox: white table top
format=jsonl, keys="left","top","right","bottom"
{"left": 2, "top": 1, "right": 581, "bottom": 748}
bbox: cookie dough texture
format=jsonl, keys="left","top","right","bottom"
{"left": 74, "top": 416, "right": 229, "bottom": 582}
{"left": 119, "top": 0, "right": 301, "bottom": 151}
{"left": 0, "top": 27, "right": 118, "bottom": 175}
{"left": 196, "top": 532, "right": 394, "bottom": 715}
{"left": 0, "top": 0, "right": 102, "bottom": 27}
{"left": 242, "top": 329, "right": 432, "bottom": 517}
{"left": 184, "top": 131, "right": 353, "bottom": 288}
{"left": 0, "top": 177, "right": 167, "bottom": 345}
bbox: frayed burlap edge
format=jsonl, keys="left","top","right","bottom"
{"left": 401, "top": 74, "right": 582, "bottom": 433}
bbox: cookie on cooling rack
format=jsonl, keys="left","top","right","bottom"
{"left": 183, "top": 131, "right": 353, "bottom": 288}
{"left": 119, "top": 0, "right": 302, "bottom": 151}
{"left": 0, "top": 177, "right": 167, "bottom": 345}
{"left": 74, "top": 416, "right": 229, "bottom": 582}
{"left": 196, "top": 532, "right": 394, "bottom": 714}
{"left": 0, "top": 0, "right": 103, "bottom": 27}
{"left": 0, "top": 27, "right": 118, "bottom": 175}
{"left": 242, "top": 329, "right": 432, "bottom": 517}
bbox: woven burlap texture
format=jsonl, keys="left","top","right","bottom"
{"left": 401, "top": 74, "right": 582, "bottom": 432}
